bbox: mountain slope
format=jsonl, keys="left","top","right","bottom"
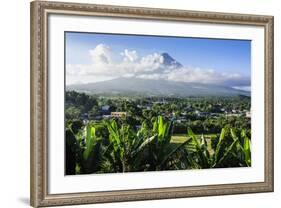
{"left": 67, "top": 77, "right": 250, "bottom": 97}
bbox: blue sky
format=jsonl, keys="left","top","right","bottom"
{"left": 65, "top": 31, "right": 251, "bottom": 88}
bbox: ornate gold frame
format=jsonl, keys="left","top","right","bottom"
{"left": 30, "top": 1, "right": 274, "bottom": 207}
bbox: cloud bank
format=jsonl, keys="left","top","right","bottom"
{"left": 66, "top": 44, "right": 250, "bottom": 88}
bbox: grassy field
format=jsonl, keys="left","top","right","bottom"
{"left": 170, "top": 134, "right": 189, "bottom": 144}
{"left": 171, "top": 134, "right": 217, "bottom": 143}
{"left": 171, "top": 133, "right": 218, "bottom": 154}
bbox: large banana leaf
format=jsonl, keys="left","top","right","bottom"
{"left": 216, "top": 139, "right": 238, "bottom": 166}
{"left": 107, "top": 120, "right": 121, "bottom": 152}
{"left": 243, "top": 134, "right": 251, "bottom": 166}
{"left": 214, "top": 128, "right": 226, "bottom": 165}
{"left": 160, "top": 139, "right": 191, "bottom": 168}
{"left": 132, "top": 135, "right": 157, "bottom": 156}
{"left": 83, "top": 125, "right": 96, "bottom": 160}
{"left": 187, "top": 128, "right": 211, "bottom": 168}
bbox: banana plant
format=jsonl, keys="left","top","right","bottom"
{"left": 80, "top": 124, "right": 105, "bottom": 174}
{"left": 65, "top": 127, "right": 82, "bottom": 175}
{"left": 186, "top": 128, "right": 213, "bottom": 168}
{"left": 136, "top": 116, "right": 190, "bottom": 171}
{"left": 185, "top": 127, "right": 251, "bottom": 169}
{"left": 66, "top": 117, "right": 251, "bottom": 174}
{"left": 104, "top": 119, "right": 143, "bottom": 172}
{"left": 229, "top": 129, "right": 251, "bottom": 167}
{"left": 65, "top": 120, "right": 84, "bottom": 174}
{"left": 66, "top": 122, "right": 110, "bottom": 174}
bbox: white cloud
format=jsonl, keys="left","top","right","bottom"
{"left": 163, "top": 68, "right": 249, "bottom": 86}
{"left": 232, "top": 86, "right": 251, "bottom": 91}
{"left": 66, "top": 44, "right": 166, "bottom": 84}
{"left": 135, "top": 67, "right": 249, "bottom": 87}
{"left": 66, "top": 44, "right": 250, "bottom": 87}
{"left": 121, "top": 49, "right": 138, "bottom": 62}
{"left": 89, "top": 44, "right": 112, "bottom": 65}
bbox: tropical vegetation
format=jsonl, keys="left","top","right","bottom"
{"left": 66, "top": 115, "right": 251, "bottom": 174}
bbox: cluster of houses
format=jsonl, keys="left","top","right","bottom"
{"left": 173, "top": 109, "right": 250, "bottom": 124}
{"left": 79, "top": 101, "right": 251, "bottom": 124}
{"left": 194, "top": 108, "right": 251, "bottom": 118}
{"left": 80, "top": 104, "right": 127, "bottom": 122}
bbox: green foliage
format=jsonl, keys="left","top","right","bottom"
{"left": 184, "top": 127, "right": 251, "bottom": 169}
{"left": 65, "top": 128, "right": 80, "bottom": 175}
{"left": 65, "top": 116, "right": 252, "bottom": 174}
{"left": 142, "top": 116, "right": 190, "bottom": 171}
{"left": 65, "top": 106, "right": 81, "bottom": 119}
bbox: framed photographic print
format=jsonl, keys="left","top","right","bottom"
{"left": 30, "top": 1, "right": 274, "bottom": 207}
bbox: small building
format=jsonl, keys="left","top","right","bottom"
{"left": 80, "top": 113, "right": 88, "bottom": 120}
{"left": 146, "top": 106, "right": 152, "bottom": 110}
{"left": 137, "top": 105, "right": 152, "bottom": 110}
{"left": 100, "top": 105, "right": 111, "bottom": 115}
{"left": 102, "top": 115, "right": 112, "bottom": 119}
{"left": 92, "top": 115, "right": 102, "bottom": 120}
{"left": 246, "top": 111, "right": 251, "bottom": 118}
{"left": 152, "top": 99, "right": 168, "bottom": 105}
{"left": 101, "top": 105, "right": 110, "bottom": 111}
{"left": 195, "top": 110, "right": 209, "bottom": 117}
{"left": 225, "top": 113, "right": 240, "bottom": 117}
{"left": 111, "top": 112, "right": 127, "bottom": 118}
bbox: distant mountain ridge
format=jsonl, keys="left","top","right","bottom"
{"left": 67, "top": 77, "right": 250, "bottom": 97}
